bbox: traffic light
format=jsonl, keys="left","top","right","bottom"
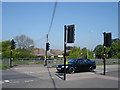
{"left": 46, "top": 42, "right": 50, "bottom": 51}
{"left": 67, "top": 25, "right": 75, "bottom": 43}
{"left": 11, "top": 39, "right": 16, "bottom": 49}
{"left": 103, "top": 32, "right": 112, "bottom": 47}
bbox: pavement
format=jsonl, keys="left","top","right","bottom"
{"left": 1, "top": 64, "right": 119, "bottom": 88}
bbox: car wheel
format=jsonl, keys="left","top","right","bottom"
{"left": 89, "top": 66, "right": 94, "bottom": 72}
{"left": 69, "top": 67, "right": 75, "bottom": 74}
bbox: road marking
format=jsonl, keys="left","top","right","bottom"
{"left": 24, "top": 80, "right": 34, "bottom": 83}
{"left": 3, "top": 80, "right": 34, "bottom": 84}
{"left": 22, "top": 71, "right": 49, "bottom": 74}
{"left": 27, "top": 72, "right": 35, "bottom": 74}
{"left": 4, "top": 80, "right": 10, "bottom": 83}
{"left": 9, "top": 81, "right": 20, "bottom": 84}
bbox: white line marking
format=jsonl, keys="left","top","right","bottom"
{"left": 9, "top": 81, "right": 20, "bottom": 84}
{"left": 24, "top": 80, "right": 34, "bottom": 83}
{"left": 4, "top": 80, "right": 10, "bottom": 83}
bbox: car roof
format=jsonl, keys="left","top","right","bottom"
{"left": 74, "top": 58, "right": 85, "bottom": 59}
{"left": 72, "top": 58, "right": 91, "bottom": 60}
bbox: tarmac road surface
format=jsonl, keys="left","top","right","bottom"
{"left": 2, "top": 64, "right": 119, "bottom": 88}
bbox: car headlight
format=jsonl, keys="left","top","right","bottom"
{"left": 62, "top": 66, "right": 68, "bottom": 68}
{"left": 66, "top": 66, "right": 68, "bottom": 68}
{"left": 62, "top": 66, "right": 64, "bottom": 68}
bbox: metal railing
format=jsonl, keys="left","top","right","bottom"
{"left": 1, "top": 58, "right": 119, "bottom": 67}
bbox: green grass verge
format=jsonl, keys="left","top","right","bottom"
{"left": 13, "top": 62, "right": 44, "bottom": 65}
{"left": 0, "top": 63, "right": 10, "bottom": 70}
{"left": 34, "top": 62, "right": 43, "bottom": 64}
{"left": 96, "top": 63, "right": 120, "bottom": 65}
{"left": 0, "top": 62, "right": 44, "bottom": 70}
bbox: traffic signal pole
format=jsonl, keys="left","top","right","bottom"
{"left": 64, "top": 25, "right": 67, "bottom": 80}
{"left": 10, "top": 49, "right": 12, "bottom": 68}
{"left": 45, "top": 34, "right": 48, "bottom": 66}
{"left": 103, "top": 46, "right": 106, "bottom": 75}
{"left": 63, "top": 25, "right": 75, "bottom": 80}
{"left": 103, "top": 32, "right": 111, "bottom": 75}
{"left": 10, "top": 39, "right": 15, "bottom": 68}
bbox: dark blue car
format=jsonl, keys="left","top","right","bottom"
{"left": 56, "top": 58, "right": 96, "bottom": 74}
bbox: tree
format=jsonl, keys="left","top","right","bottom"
{"left": 66, "top": 46, "right": 73, "bottom": 50}
{"left": 110, "top": 39, "right": 120, "bottom": 58}
{"left": 87, "top": 50, "right": 94, "bottom": 59}
{"left": 69, "top": 46, "right": 81, "bottom": 58}
{"left": 14, "top": 35, "right": 34, "bottom": 50}
{"left": 81, "top": 48, "right": 87, "bottom": 58}
{"left": 1, "top": 40, "right": 36, "bottom": 59}
{"left": 117, "top": 40, "right": 120, "bottom": 59}
{"left": 2, "top": 40, "right": 11, "bottom": 52}
{"left": 94, "top": 38, "right": 120, "bottom": 59}
{"left": 14, "top": 48, "right": 37, "bottom": 58}
{"left": 94, "top": 45, "right": 104, "bottom": 58}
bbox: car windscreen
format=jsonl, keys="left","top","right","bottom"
{"left": 68, "top": 59, "right": 76, "bottom": 63}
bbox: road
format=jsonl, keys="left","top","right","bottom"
{"left": 2, "top": 64, "right": 119, "bottom": 88}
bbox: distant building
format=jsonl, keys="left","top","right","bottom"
{"left": 32, "top": 48, "right": 53, "bottom": 57}
{"left": 32, "top": 48, "right": 46, "bottom": 57}
{"left": 50, "top": 49, "right": 63, "bottom": 57}
{"left": 66, "top": 50, "right": 72, "bottom": 53}
{"left": 32, "top": 48, "right": 63, "bottom": 57}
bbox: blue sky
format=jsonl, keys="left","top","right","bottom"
{"left": 2, "top": 2, "right": 118, "bottom": 50}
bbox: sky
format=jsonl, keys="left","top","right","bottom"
{"left": 2, "top": 2, "right": 118, "bottom": 50}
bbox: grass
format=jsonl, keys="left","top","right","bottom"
{"left": 0, "top": 63, "right": 10, "bottom": 70}
{"left": 34, "top": 62, "right": 43, "bottom": 64}
{"left": 96, "top": 63, "right": 120, "bottom": 65}
{"left": 0, "top": 61, "right": 119, "bottom": 70}
{"left": 13, "top": 62, "right": 44, "bottom": 65}
{"left": 0, "top": 62, "right": 44, "bottom": 70}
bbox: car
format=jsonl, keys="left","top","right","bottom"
{"left": 36, "top": 57, "right": 54, "bottom": 60}
{"left": 56, "top": 58, "right": 96, "bottom": 74}
{"left": 36, "top": 56, "right": 45, "bottom": 60}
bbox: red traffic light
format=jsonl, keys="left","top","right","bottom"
{"left": 102, "top": 56, "right": 107, "bottom": 59}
